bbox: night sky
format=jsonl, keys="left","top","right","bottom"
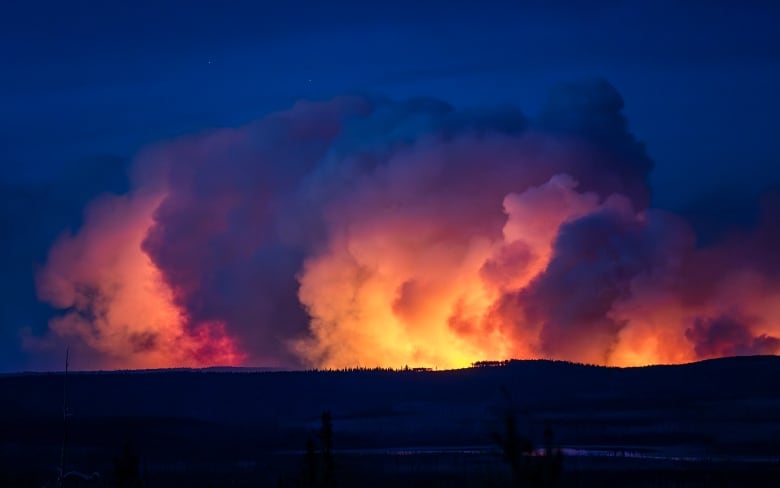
{"left": 2, "top": 1, "right": 779, "bottom": 372}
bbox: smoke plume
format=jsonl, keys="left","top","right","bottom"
{"left": 35, "top": 80, "right": 780, "bottom": 369}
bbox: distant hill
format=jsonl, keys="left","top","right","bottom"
{"left": 3, "top": 355, "right": 780, "bottom": 487}
{"left": 0, "top": 356, "right": 780, "bottom": 453}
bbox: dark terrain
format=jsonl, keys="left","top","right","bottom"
{"left": 2, "top": 356, "right": 780, "bottom": 487}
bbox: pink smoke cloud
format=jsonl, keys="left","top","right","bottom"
{"left": 33, "top": 81, "right": 780, "bottom": 369}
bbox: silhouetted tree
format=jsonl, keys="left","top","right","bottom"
{"left": 519, "top": 421, "right": 564, "bottom": 488}
{"left": 319, "top": 411, "right": 335, "bottom": 488}
{"left": 297, "top": 411, "right": 337, "bottom": 488}
{"left": 113, "top": 441, "right": 142, "bottom": 488}
{"left": 492, "top": 388, "right": 563, "bottom": 487}
{"left": 55, "top": 349, "right": 101, "bottom": 487}
{"left": 492, "top": 387, "right": 534, "bottom": 487}
{"left": 539, "top": 422, "right": 564, "bottom": 488}
{"left": 304, "top": 435, "right": 318, "bottom": 488}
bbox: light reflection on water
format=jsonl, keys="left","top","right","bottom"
{"left": 275, "top": 446, "right": 779, "bottom": 464}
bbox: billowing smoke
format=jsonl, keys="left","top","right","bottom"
{"left": 35, "top": 80, "right": 780, "bottom": 369}
{"left": 35, "top": 191, "right": 244, "bottom": 368}
{"left": 685, "top": 314, "right": 780, "bottom": 359}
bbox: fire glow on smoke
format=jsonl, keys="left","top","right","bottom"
{"left": 35, "top": 82, "right": 780, "bottom": 369}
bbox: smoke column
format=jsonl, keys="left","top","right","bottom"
{"left": 36, "top": 191, "right": 244, "bottom": 368}
{"left": 35, "top": 81, "right": 780, "bottom": 369}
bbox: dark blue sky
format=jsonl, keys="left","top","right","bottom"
{"left": 1, "top": 0, "right": 779, "bottom": 371}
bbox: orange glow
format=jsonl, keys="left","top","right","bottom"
{"left": 297, "top": 176, "right": 594, "bottom": 368}
{"left": 33, "top": 95, "right": 780, "bottom": 370}
{"left": 37, "top": 190, "right": 244, "bottom": 369}
{"left": 36, "top": 172, "right": 780, "bottom": 370}
{"left": 296, "top": 174, "right": 780, "bottom": 369}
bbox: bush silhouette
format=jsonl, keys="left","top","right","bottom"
{"left": 492, "top": 388, "right": 563, "bottom": 487}
{"left": 298, "top": 411, "right": 337, "bottom": 488}
{"left": 319, "top": 411, "right": 336, "bottom": 488}
{"left": 113, "top": 441, "right": 142, "bottom": 488}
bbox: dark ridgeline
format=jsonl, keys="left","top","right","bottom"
{"left": 1, "top": 356, "right": 780, "bottom": 486}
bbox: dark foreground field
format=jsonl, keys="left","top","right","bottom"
{"left": 2, "top": 356, "right": 780, "bottom": 487}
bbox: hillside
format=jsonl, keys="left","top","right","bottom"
{"left": 2, "top": 356, "right": 780, "bottom": 486}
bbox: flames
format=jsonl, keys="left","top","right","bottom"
{"left": 33, "top": 87, "right": 780, "bottom": 369}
